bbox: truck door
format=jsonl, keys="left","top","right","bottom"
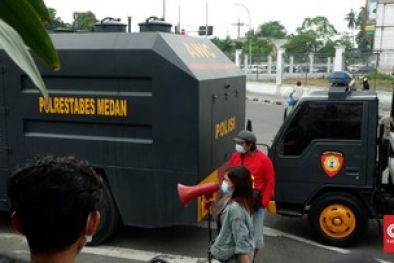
{"left": 0, "top": 62, "right": 9, "bottom": 209}
{"left": 271, "top": 101, "right": 368, "bottom": 206}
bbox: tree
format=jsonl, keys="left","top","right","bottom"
{"left": 285, "top": 31, "right": 322, "bottom": 54}
{"left": 73, "top": 11, "right": 98, "bottom": 31}
{"left": 211, "top": 36, "right": 244, "bottom": 60}
{"left": 316, "top": 39, "right": 339, "bottom": 58}
{"left": 251, "top": 37, "right": 273, "bottom": 62}
{"left": 296, "top": 16, "right": 337, "bottom": 44}
{"left": 44, "top": 8, "right": 67, "bottom": 31}
{"left": 0, "top": 0, "right": 60, "bottom": 97}
{"left": 355, "top": 6, "right": 373, "bottom": 52}
{"left": 356, "top": 6, "right": 365, "bottom": 30}
{"left": 258, "top": 21, "right": 287, "bottom": 39}
{"left": 344, "top": 9, "right": 357, "bottom": 30}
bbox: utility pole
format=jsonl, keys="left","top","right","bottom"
{"left": 351, "top": 8, "right": 356, "bottom": 48}
{"left": 163, "top": 0, "right": 166, "bottom": 20}
{"left": 178, "top": 4, "right": 181, "bottom": 32}
{"left": 205, "top": 2, "right": 208, "bottom": 38}
{"left": 235, "top": 4, "right": 252, "bottom": 66}
{"left": 231, "top": 18, "right": 245, "bottom": 39}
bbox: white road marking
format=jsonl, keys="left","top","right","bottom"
{"left": 82, "top": 246, "right": 207, "bottom": 263}
{"left": 0, "top": 227, "right": 392, "bottom": 263}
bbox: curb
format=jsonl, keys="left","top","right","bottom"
{"left": 246, "top": 94, "right": 285, "bottom": 106}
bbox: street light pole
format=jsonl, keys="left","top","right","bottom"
{"left": 351, "top": 8, "right": 356, "bottom": 48}
{"left": 163, "top": 0, "right": 166, "bottom": 20}
{"left": 235, "top": 4, "right": 252, "bottom": 70}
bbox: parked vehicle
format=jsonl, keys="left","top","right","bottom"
{"left": 358, "top": 65, "right": 377, "bottom": 74}
{"left": 268, "top": 85, "right": 394, "bottom": 247}
{"left": 0, "top": 22, "right": 246, "bottom": 245}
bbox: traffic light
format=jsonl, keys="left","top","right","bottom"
{"left": 198, "top": 26, "right": 213, "bottom": 36}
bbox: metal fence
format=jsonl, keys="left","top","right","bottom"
{"left": 225, "top": 50, "right": 378, "bottom": 81}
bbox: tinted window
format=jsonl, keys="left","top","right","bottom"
{"left": 283, "top": 102, "right": 363, "bottom": 156}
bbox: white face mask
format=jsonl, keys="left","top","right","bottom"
{"left": 235, "top": 144, "right": 246, "bottom": 154}
{"left": 221, "top": 180, "right": 232, "bottom": 195}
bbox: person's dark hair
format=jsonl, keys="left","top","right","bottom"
{"left": 246, "top": 141, "right": 257, "bottom": 151}
{"left": 227, "top": 166, "right": 253, "bottom": 213}
{"left": 296, "top": 81, "right": 301, "bottom": 86}
{"left": 7, "top": 156, "right": 104, "bottom": 255}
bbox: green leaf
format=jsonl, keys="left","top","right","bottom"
{"left": 0, "top": 19, "right": 48, "bottom": 98}
{"left": 27, "top": 0, "right": 52, "bottom": 22}
{"left": 0, "top": 0, "right": 60, "bottom": 70}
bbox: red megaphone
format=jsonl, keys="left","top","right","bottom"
{"left": 177, "top": 182, "right": 219, "bottom": 206}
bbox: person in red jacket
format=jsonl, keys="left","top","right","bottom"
{"left": 229, "top": 130, "right": 275, "bottom": 261}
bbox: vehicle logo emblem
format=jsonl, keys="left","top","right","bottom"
{"left": 320, "top": 151, "right": 344, "bottom": 177}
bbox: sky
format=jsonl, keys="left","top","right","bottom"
{"left": 43, "top": 0, "right": 366, "bottom": 38}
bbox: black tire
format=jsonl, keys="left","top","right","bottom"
{"left": 308, "top": 192, "right": 368, "bottom": 247}
{"left": 87, "top": 180, "right": 120, "bottom": 246}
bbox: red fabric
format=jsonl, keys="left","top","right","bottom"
{"left": 229, "top": 149, "right": 275, "bottom": 208}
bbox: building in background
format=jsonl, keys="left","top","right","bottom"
{"left": 373, "top": 0, "right": 394, "bottom": 74}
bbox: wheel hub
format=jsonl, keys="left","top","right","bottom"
{"left": 333, "top": 218, "right": 342, "bottom": 225}
{"left": 319, "top": 204, "right": 356, "bottom": 238}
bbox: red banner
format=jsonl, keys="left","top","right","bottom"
{"left": 383, "top": 215, "right": 394, "bottom": 253}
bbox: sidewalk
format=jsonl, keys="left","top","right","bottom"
{"left": 246, "top": 81, "right": 392, "bottom": 115}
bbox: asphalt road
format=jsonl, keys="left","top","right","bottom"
{"left": 0, "top": 101, "right": 393, "bottom": 263}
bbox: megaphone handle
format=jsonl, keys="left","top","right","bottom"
{"left": 208, "top": 212, "right": 212, "bottom": 263}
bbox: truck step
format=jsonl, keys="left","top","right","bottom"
{"left": 277, "top": 209, "right": 303, "bottom": 217}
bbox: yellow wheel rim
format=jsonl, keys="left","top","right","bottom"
{"left": 319, "top": 204, "right": 356, "bottom": 239}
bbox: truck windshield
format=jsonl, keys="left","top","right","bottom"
{"left": 283, "top": 102, "right": 363, "bottom": 156}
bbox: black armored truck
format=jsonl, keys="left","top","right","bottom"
{"left": 268, "top": 85, "right": 394, "bottom": 247}
{"left": 0, "top": 20, "right": 246, "bottom": 244}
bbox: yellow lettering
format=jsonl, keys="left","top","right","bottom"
{"left": 191, "top": 43, "right": 215, "bottom": 57}
{"left": 184, "top": 43, "right": 200, "bottom": 57}
{"left": 214, "top": 117, "right": 236, "bottom": 140}
{"left": 39, "top": 97, "right": 45, "bottom": 113}
{"left": 184, "top": 43, "right": 216, "bottom": 58}
{"left": 59, "top": 97, "right": 65, "bottom": 114}
{"left": 97, "top": 99, "right": 104, "bottom": 115}
{"left": 64, "top": 98, "right": 70, "bottom": 114}
{"left": 104, "top": 99, "right": 109, "bottom": 115}
{"left": 119, "top": 100, "right": 127, "bottom": 116}
{"left": 69, "top": 98, "right": 74, "bottom": 114}
{"left": 202, "top": 44, "right": 215, "bottom": 57}
{"left": 109, "top": 100, "right": 115, "bottom": 116}
{"left": 39, "top": 97, "right": 126, "bottom": 117}
{"left": 79, "top": 98, "right": 85, "bottom": 114}
{"left": 90, "top": 99, "right": 95, "bottom": 114}
{"left": 74, "top": 98, "right": 79, "bottom": 114}
{"left": 53, "top": 98, "right": 59, "bottom": 114}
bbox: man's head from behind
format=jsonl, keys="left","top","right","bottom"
{"left": 7, "top": 156, "right": 103, "bottom": 256}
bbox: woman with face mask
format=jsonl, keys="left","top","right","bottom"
{"left": 209, "top": 166, "right": 254, "bottom": 263}
{"left": 229, "top": 130, "right": 275, "bottom": 262}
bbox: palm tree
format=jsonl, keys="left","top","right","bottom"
{"left": 344, "top": 8, "right": 357, "bottom": 47}
{"left": 345, "top": 9, "right": 357, "bottom": 29}
{"left": 356, "top": 7, "right": 365, "bottom": 29}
